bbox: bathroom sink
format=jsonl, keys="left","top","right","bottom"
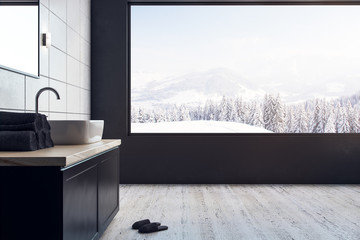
{"left": 48, "top": 120, "right": 104, "bottom": 145}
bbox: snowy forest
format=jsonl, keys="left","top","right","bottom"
{"left": 131, "top": 92, "right": 360, "bottom": 133}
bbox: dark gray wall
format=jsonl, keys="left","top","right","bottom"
{"left": 91, "top": 0, "right": 360, "bottom": 184}
{"left": 91, "top": 0, "right": 127, "bottom": 141}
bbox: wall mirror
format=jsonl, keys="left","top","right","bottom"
{"left": 0, "top": 1, "right": 39, "bottom": 78}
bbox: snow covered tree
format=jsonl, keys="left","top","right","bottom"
{"left": 323, "top": 102, "right": 335, "bottom": 133}
{"left": 132, "top": 90, "right": 360, "bottom": 133}
{"left": 250, "top": 102, "right": 264, "bottom": 128}
{"left": 244, "top": 102, "right": 253, "bottom": 125}
{"left": 285, "top": 107, "right": 294, "bottom": 133}
{"left": 204, "top": 100, "right": 216, "bottom": 121}
{"left": 218, "top": 96, "right": 228, "bottom": 121}
{"left": 345, "top": 100, "right": 360, "bottom": 133}
{"left": 311, "top": 99, "right": 323, "bottom": 133}
{"left": 166, "top": 107, "right": 178, "bottom": 122}
{"left": 234, "top": 97, "right": 249, "bottom": 123}
{"left": 137, "top": 108, "right": 146, "bottom": 123}
{"left": 153, "top": 109, "right": 166, "bottom": 123}
{"left": 335, "top": 104, "right": 350, "bottom": 133}
{"left": 334, "top": 102, "right": 342, "bottom": 133}
{"left": 144, "top": 110, "right": 154, "bottom": 123}
{"left": 178, "top": 105, "right": 191, "bottom": 121}
{"left": 263, "top": 94, "right": 272, "bottom": 131}
{"left": 192, "top": 106, "right": 203, "bottom": 120}
{"left": 293, "top": 104, "right": 308, "bottom": 133}
{"left": 131, "top": 107, "right": 139, "bottom": 123}
{"left": 218, "top": 96, "right": 235, "bottom": 122}
{"left": 273, "top": 94, "right": 286, "bottom": 133}
{"left": 354, "top": 108, "right": 360, "bottom": 133}
{"left": 263, "top": 94, "right": 285, "bottom": 133}
{"left": 233, "top": 97, "right": 243, "bottom": 123}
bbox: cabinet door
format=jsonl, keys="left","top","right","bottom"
{"left": 63, "top": 163, "right": 98, "bottom": 240}
{"left": 98, "top": 149, "right": 119, "bottom": 234}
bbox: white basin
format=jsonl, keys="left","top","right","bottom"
{"left": 48, "top": 120, "right": 104, "bottom": 145}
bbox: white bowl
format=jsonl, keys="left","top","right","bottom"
{"left": 48, "top": 120, "right": 104, "bottom": 145}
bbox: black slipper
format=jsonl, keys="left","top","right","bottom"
{"left": 132, "top": 219, "right": 161, "bottom": 229}
{"left": 138, "top": 222, "right": 168, "bottom": 233}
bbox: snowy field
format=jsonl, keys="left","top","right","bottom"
{"left": 132, "top": 120, "right": 273, "bottom": 133}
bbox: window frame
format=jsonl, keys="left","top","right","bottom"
{"left": 128, "top": 0, "right": 360, "bottom": 136}
{"left": 91, "top": 0, "right": 360, "bottom": 184}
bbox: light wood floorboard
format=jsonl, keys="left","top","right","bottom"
{"left": 101, "top": 185, "right": 360, "bottom": 240}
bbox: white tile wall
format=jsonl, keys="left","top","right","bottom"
{"left": 67, "top": 0, "right": 80, "bottom": 33}
{"left": 49, "top": 13, "right": 66, "bottom": 52}
{"left": 80, "top": 89, "right": 91, "bottom": 114}
{"left": 49, "top": 79, "right": 67, "bottom": 112}
{"left": 67, "top": 27, "right": 80, "bottom": 60}
{"left": 80, "top": 63, "right": 90, "bottom": 90}
{"left": 66, "top": 85, "right": 81, "bottom": 113}
{"left": 48, "top": 112, "right": 67, "bottom": 120}
{"left": 80, "top": 13, "right": 91, "bottom": 42}
{"left": 80, "top": 38, "right": 91, "bottom": 66}
{"left": 81, "top": 114, "right": 91, "bottom": 120}
{"left": 0, "top": 1, "right": 91, "bottom": 120}
{"left": 49, "top": 0, "right": 66, "bottom": 21}
{"left": 67, "top": 113, "right": 81, "bottom": 120}
{"left": 26, "top": 76, "right": 49, "bottom": 111}
{"left": 80, "top": 0, "right": 90, "bottom": 18}
{"left": 40, "top": 0, "right": 49, "bottom": 8}
{"left": 49, "top": 46, "right": 66, "bottom": 82}
{"left": 67, "top": 56, "right": 80, "bottom": 87}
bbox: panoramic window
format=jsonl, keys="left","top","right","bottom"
{"left": 131, "top": 5, "right": 360, "bottom": 133}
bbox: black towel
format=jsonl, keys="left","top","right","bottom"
{"left": 0, "top": 111, "right": 41, "bottom": 125}
{"left": 0, "top": 112, "right": 54, "bottom": 151}
{"left": 0, "top": 122, "right": 42, "bottom": 132}
{"left": 36, "top": 130, "right": 54, "bottom": 149}
{"left": 0, "top": 131, "right": 39, "bottom": 151}
{"left": 0, "top": 112, "right": 50, "bottom": 132}
{"left": 44, "top": 131, "right": 54, "bottom": 148}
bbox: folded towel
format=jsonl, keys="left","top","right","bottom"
{"left": 0, "top": 112, "right": 54, "bottom": 151}
{"left": 36, "top": 130, "right": 54, "bottom": 149}
{"left": 0, "top": 112, "right": 50, "bottom": 132}
{"left": 0, "top": 131, "right": 39, "bottom": 151}
{"left": 0, "top": 122, "right": 41, "bottom": 132}
{"left": 44, "top": 131, "right": 54, "bottom": 148}
{"left": 0, "top": 116, "right": 51, "bottom": 132}
{"left": 41, "top": 114, "right": 51, "bottom": 130}
{"left": 0, "top": 111, "right": 41, "bottom": 125}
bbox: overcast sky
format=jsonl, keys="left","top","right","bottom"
{"left": 131, "top": 6, "right": 360, "bottom": 102}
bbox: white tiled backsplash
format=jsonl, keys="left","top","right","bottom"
{"left": 0, "top": 0, "right": 91, "bottom": 120}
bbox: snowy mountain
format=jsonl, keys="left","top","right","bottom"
{"left": 132, "top": 120, "right": 273, "bottom": 133}
{"left": 132, "top": 68, "right": 265, "bottom": 108}
{"left": 336, "top": 91, "right": 360, "bottom": 109}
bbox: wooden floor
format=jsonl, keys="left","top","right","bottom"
{"left": 101, "top": 185, "right": 360, "bottom": 240}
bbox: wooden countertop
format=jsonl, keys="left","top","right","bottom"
{"left": 0, "top": 139, "right": 121, "bottom": 167}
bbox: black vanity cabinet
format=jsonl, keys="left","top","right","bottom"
{"left": 63, "top": 149, "right": 119, "bottom": 240}
{"left": 0, "top": 147, "right": 119, "bottom": 240}
{"left": 98, "top": 150, "right": 120, "bottom": 235}
{"left": 63, "top": 160, "right": 99, "bottom": 240}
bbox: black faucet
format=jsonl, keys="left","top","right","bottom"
{"left": 35, "top": 87, "right": 61, "bottom": 114}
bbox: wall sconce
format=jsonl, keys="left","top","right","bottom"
{"left": 41, "top": 32, "right": 51, "bottom": 48}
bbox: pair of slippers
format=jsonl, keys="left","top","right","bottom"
{"left": 132, "top": 219, "right": 168, "bottom": 233}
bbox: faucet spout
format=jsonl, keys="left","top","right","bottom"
{"left": 35, "top": 87, "right": 61, "bottom": 114}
